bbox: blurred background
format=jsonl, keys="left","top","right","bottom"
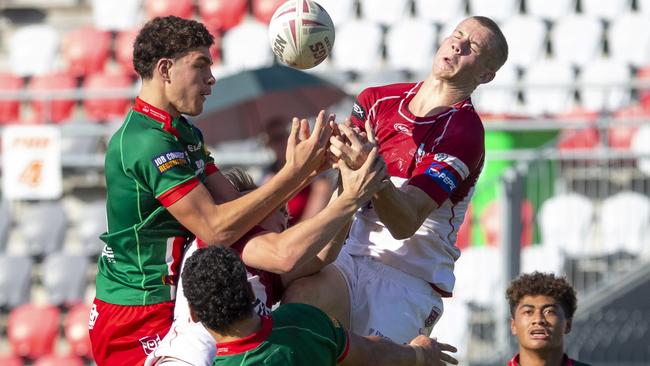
{"left": 0, "top": 0, "right": 649, "bottom": 365}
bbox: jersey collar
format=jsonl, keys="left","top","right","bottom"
{"left": 133, "top": 97, "right": 182, "bottom": 138}
{"left": 508, "top": 353, "right": 575, "bottom": 366}
{"left": 216, "top": 315, "right": 273, "bottom": 356}
{"left": 398, "top": 82, "right": 473, "bottom": 124}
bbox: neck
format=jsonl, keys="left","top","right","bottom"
{"left": 518, "top": 347, "right": 565, "bottom": 366}
{"left": 139, "top": 80, "right": 181, "bottom": 118}
{"left": 408, "top": 74, "right": 473, "bottom": 118}
{"left": 209, "top": 313, "right": 262, "bottom": 344}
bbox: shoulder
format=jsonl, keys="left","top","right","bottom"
{"left": 446, "top": 108, "right": 485, "bottom": 140}
{"left": 358, "top": 82, "right": 417, "bottom": 102}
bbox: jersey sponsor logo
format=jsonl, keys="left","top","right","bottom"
{"left": 101, "top": 245, "right": 115, "bottom": 263}
{"left": 423, "top": 306, "right": 441, "bottom": 328}
{"left": 394, "top": 123, "right": 412, "bottom": 136}
{"left": 416, "top": 143, "right": 425, "bottom": 164}
{"left": 88, "top": 303, "right": 99, "bottom": 330}
{"left": 186, "top": 141, "right": 203, "bottom": 152}
{"left": 194, "top": 159, "right": 205, "bottom": 175}
{"left": 152, "top": 151, "right": 189, "bottom": 174}
{"left": 139, "top": 334, "right": 162, "bottom": 355}
{"left": 352, "top": 101, "right": 366, "bottom": 121}
{"left": 425, "top": 162, "right": 458, "bottom": 193}
{"left": 433, "top": 153, "right": 469, "bottom": 179}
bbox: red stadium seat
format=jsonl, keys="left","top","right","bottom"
{"left": 8, "top": 304, "right": 61, "bottom": 360}
{"left": 480, "top": 200, "right": 533, "bottom": 247}
{"left": 64, "top": 303, "right": 93, "bottom": 359}
{"left": 557, "top": 127, "right": 600, "bottom": 150}
{"left": 0, "top": 354, "right": 23, "bottom": 366}
{"left": 61, "top": 27, "right": 111, "bottom": 78}
{"left": 115, "top": 28, "right": 139, "bottom": 76}
{"left": 636, "top": 65, "right": 650, "bottom": 109}
{"left": 0, "top": 73, "right": 24, "bottom": 124}
{"left": 252, "top": 0, "right": 287, "bottom": 24}
{"left": 29, "top": 73, "right": 77, "bottom": 124}
{"left": 33, "top": 355, "right": 84, "bottom": 366}
{"left": 83, "top": 71, "right": 134, "bottom": 122}
{"left": 198, "top": 0, "right": 248, "bottom": 32}
{"left": 145, "top": 0, "right": 194, "bottom": 19}
{"left": 455, "top": 204, "right": 472, "bottom": 251}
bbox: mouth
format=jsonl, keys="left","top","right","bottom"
{"left": 529, "top": 328, "right": 551, "bottom": 340}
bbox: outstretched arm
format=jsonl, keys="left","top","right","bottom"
{"left": 343, "top": 334, "right": 458, "bottom": 366}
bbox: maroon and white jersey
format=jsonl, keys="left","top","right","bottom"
{"left": 346, "top": 82, "right": 485, "bottom": 296}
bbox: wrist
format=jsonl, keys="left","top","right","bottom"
{"left": 411, "top": 345, "right": 425, "bottom": 366}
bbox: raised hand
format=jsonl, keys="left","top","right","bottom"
{"left": 339, "top": 146, "right": 388, "bottom": 205}
{"left": 284, "top": 110, "right": 334, "bottom": 179}
{"left": 329, "top": 119, "right": 376, "bottom": 170}
{"left": 409, "top": 335, "right": 458, "bottom": 366}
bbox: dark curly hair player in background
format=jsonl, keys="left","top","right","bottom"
{"left": 506, "top": 272, "right": 591, "bottom": 366}
{"left": 90, "top": 15, "right": 332, "bottom": 366}
{"left": 182, "top": 245, "right": 458, "bottom": 366}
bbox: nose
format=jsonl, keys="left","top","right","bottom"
{"left": 451, "top": 38, "right": 467, "bottom": 55}
{"left": 532, "top": 311, "right": 548, "bottom": 325}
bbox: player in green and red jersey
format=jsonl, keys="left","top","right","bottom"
{"left": 507, "top": 272, "right": 592, "bottom": 366}
{"left": 182, "top": 245, "right": 459, "bottom": 366}
{"left": 89, "top": 16, "right": 332, "bottom": 366}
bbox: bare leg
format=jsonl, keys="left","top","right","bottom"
{"left": 282, "top": 264, "right": 351, "bottom": 329}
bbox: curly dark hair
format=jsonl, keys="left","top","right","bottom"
{"left": 133, "top": 16, "right": 214, "bottom": 79}
{"left": 506, "top": 272, "right": 577, "bottom": 319}
{"left": 182, "top": 246, "right": 254, "bottom": 333}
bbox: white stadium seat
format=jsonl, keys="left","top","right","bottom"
{"left": 472, "top": 62, "right": 519, "bottom": 115}
{"left": 468, "top": 0, "right": 521, "bottom": 22}
{"left": 453, "top": 246, "right": 501, "bottom": 306}
{"left": 222, "top": 21, "right": 274, "bottom": 73}
{"left": 501, "top": 16, "right": 547, "bottom": 68}
{"left": 526, "top": 0, "right": 576, "bottom": 21}
{"left": 551, "top": 15, "right": 604, "bottom": 66}
{"left": 599, "top": 191, "right": 650, "bottom": 257}
{"left": 359, "top": 0, "right": 410, "bottom": 26}
{"left": 609, "top": 13, "right": 650, "bottom": 68}
{"left": 631, "top": 125, "right": 650, "bottom": 177}
{"left": 578, "top": 58, "right": 630, "bottom": 113}
{"left": 522, "top": 59, "right": 575, "bottom": 116}
{"left": 91, "top": 0, "right": 142, "bottom": 31}
{"left": 8, "top": 25, "right": 59, "bottom": 77}
{"left": 539, "top": 193, "right": 595, "bottom": 257}
{"left": 522, "top": 244, "right": 564, "bottom": 275}
{"left": 639, "top": 0, "right": 650, "bottom": 15}
{"left": 385, "top": 18, "right": 437, "bottom": 73}
{"left": 414, "top": 0, "right": 465, "bottom": 24}
{"left": 332, "top": 20, "right": 383, "bottom": 73}
{"left": 315, "top": 0, "right": 356, "bottom": 26}
{"left": 581, "top": 0, "right": 632, "bottom": 21}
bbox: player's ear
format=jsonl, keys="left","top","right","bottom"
{"left": 565, "top": 318, "right": 572, "bottom": 334}
{"left": 156, "top": 58, "right": 173, "bottom": 83}
{"left": 510, "top": 317, "right": 517, "bottom": 335}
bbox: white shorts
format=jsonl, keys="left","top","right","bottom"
{"left": 333, "top": 248, "right": 444, "bottom": 344}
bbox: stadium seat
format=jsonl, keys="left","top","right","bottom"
{"left": 455, "top": 205, "right": 472, "bottom": 251}
{"left": 0, "top": 200, "right": 10, "bottom": 252}
{"left": 385, "top": 18, "right": 437, "bottom": 73}
{"left": 453, "top": 246, "right": 501, "bottom": 306}
{"left": 199, "top": 0, "right": 248, "bottom": 33}
{"left": 479, "top": 199, "right": 534, "bottom": 247}
{"left": 221, "top": 21, "right": 274, "bottom": 72}
{"left": 114, "top": 28, "right": 139, "bottom": 76}
{"left": 526, "top": 0, "right": 576, "bottom": 21}
{"left": 0, "top": 355, "right": 23, "bottom": 366}
{"left": 145, "top": 0, "right": 194, "bottom": 19}
{"left": 28, "top": 73, "right": 77, "bottom": 124}
{"left": 636, "top": 66, "right": 650, "bottom": 109}
{"left": 631, "top": 125, "right": 650, "bottom": 177}
{"left": 78, "top": 200, "right": 107, "bottom": 258}
{"left": 472, "top": 62, "right": 519, "bottom": 116}
{"left": 413, "top": 0, "right": 465, "bottom": 24}
{"left": 64, "top": 303, "right": 93, "bottom": 359}
{"left": 359, "top": 0, "right": 411, "bottom": 26}
{"left": 332, "top": 20, "right": 383, "bottom": 73}
{"left": 639, "top": 0, "right": 650, "bottom": 15}
{"left": 599, "top": 191, "right": 650, "bottom": 256}
{"left": 581, "top": 0, "right": 631, "bottom": 21}
{"left": 42, "top": 254, "right": 89, "bottom": 307}
{"left": 0, "top": 255, "right": 32, "bottom": 310}
{"left": 551, "top": 15, "right": 604, "bottom": 66}
{"left": 18, "top": 201, "right": 67, "bottom": 259}
{"left": 522, "top": 59, "right": 575, "bottom": 116}
{"left": 521, "top": 244, "right": 563, "bottom": 274}
{"left": 7, "top": 304, "right": 60, "bottom": 360}
{"left": 0, "top": 73, "right": 24, "bottom": 124}
{"left": 83, "top": 71, "right": 134, "bottom": 122}
{"left": 557, "top": 127, "right": 599, "bottom": 151}
{"left": 500, "top": 16, "right": 547, "bottom": 68}
{"left": 91, "top": 0, "right": 141, "bottom": 31}
{"left": 33, "top": 355, "right": 84, "bottom": 366}
{"left": 8, "top": 25, "right": 59, "bottom": 77}
{"left": 61, "top": 27, "right": 111, "bottom": 79}
{"left": 538, "top": 193, "right": 595, "bottom": 257}
{"left": 468, "top": 0, "right": 520, "bottom": 22}
{"left": 578, "top": 58, "right": 630, "bottom": 113}
{"left": 315, "top": 0, "right": 356, "bottom": 26}
{"left": 609, "top": 13, "right": 650, "bottom": 68}
{"left": 252, "top": 0, "right": 285, "bottom": 24}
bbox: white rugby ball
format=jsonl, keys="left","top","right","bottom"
{"left": 268, "top": 0, "right": 335, "bottom": 70}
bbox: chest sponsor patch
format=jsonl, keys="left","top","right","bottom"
{"left": 151, "top": 151, "right": 188, "bottom": 173}
{"left": 425, "top": 161, "right": 459, "bottom": 193}
{"left": 352, "top": 101, "right": 366, "bottom": 121}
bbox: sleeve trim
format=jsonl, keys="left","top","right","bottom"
{"left": 157, "top": 178, "right": 200, "bottom": 207}
{"left": 336, "top": 329, "right": 351, "bottom": 363}
{"left": 205, "top": 162, "right": 219, "bottom": 176}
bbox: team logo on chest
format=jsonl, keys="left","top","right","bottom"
{"left": 394, "top": 123, "right": 412, "bottom": 136}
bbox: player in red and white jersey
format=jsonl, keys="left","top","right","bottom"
{"left": 283, "top": 16, "right": 510, "bottom": 344}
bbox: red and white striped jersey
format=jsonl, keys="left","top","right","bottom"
{"left": 345, "top": 82, "right": 485, "bottom": 296}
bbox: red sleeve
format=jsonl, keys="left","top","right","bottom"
{"left": 408, "top": 110, "right": 484, "bottom": 205}
{"left": 205, "top": 162, "right": 219, "bottom": 176}
{"left": 157, "top": 177, "right": 200, "bottom": 207}
{"left": 349, "top": 88, "right": 373, "bottom": 130}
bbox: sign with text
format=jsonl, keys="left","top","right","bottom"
{"left": 2, "top": 125, "right": 62, "bottom": 199}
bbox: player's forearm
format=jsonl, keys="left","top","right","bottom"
{"left": 316, "top": 218, "right": 351, "bottom": 264}
{"left": 372, "top": 183, "right": 422, "bottom": 240}
{"left": 345, "top": 335, "right": 418, "bottom": 366}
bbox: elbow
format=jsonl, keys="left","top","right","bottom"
{"left": 273, "top": 256, "right": 298, "bottom": 274}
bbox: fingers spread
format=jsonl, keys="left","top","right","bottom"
{"left": 365, "top": 119, "right": 376, "bottom": 144}
{"left": 288, "top": 117, "right": 300, "bottom": 146}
